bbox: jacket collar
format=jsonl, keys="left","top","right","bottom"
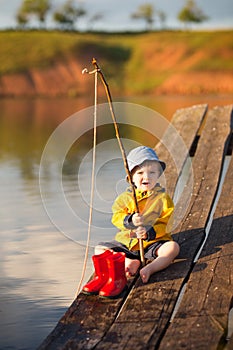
{"left": 127, "top": 183, "right": 165, "bottom": 199}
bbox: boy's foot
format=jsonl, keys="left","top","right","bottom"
{"left": 125, "top": 259, "right": 140, "bottom": 277}
{"left": 140, "top": 265, "right": 151, "bottom": 284}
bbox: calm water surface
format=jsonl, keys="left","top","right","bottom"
{"left": 0, "top": 94, "right": 232, "bottom": 349}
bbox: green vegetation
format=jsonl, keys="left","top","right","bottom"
{"left": 0, "top": 31, "right": 79, "bottom": 73}
{"left": 177, "top": 0, "right": 208, "bottom": 27}
{"left": 53, "top": 0, "right": 86, "bottom": 30}
{"left": 0, "top": 29, "right": 232, "bottom": 93}
{"left": 131, "top": 4, "right": 155, "bottom": 31}
{"left": 16, "top": 0, "right": 52, "bottom": 28}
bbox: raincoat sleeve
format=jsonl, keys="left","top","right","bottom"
{"left": 111, "top": 192, "right": 134, "bottom": 231}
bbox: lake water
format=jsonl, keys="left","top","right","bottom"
{"left": 0, "top": 94, "right": 232, "bottom": 350}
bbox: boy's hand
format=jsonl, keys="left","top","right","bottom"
{"left": 129, "top": 226, "right": 147, "bottom": 240}
{"left": 132, "top": 213, "right": 144, "bottom": 227}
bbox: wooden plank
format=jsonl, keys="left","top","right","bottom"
{"left": 37, "top": 105, "right": 207, "bottom": 350}
{"left": 94, "top": 106, "right": 232, "bottom": 350}
{"left": 37, "top": 279, "right": 136, "bottom": 350}
{"left": 156, "top": 104, "right": 207, "bottom": 198}
{"left": 159, "top": 144, "right": 233, "bottom": 349}
{"left": 173, "top": 105, "right": 232, "bottom": 238}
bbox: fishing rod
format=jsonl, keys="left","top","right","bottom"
{"left": 83, "top": 58, "right": 145, "bottom": 266}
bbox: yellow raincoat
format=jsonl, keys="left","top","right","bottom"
{"left": 112, "top": 184, "right": 174, "bottom": 251}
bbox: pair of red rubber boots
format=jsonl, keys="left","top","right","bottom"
{"left": 82, "top": 250, "right": 127, "bottom": 298}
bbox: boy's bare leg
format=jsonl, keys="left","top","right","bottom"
{"left": 140, "top": 241, "right": 180, "bottom": 284}
{"left": 125, "top": 258, "right": 140, "bottom": 277}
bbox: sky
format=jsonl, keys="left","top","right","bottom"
{"left": 0, "top": 0, "right": 232, "bottom": 31}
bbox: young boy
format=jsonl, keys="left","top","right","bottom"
{"left": 95, "top": 146, "right": 180, "bottom": 284}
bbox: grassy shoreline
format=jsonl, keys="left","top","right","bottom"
{"left": 0, "top": 30, "right": 232, "bottom": 96}
{"left": 1, "top": 30, "right": 232, "bottom": 74}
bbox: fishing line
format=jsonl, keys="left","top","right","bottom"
{"left": 76, "top": 67, "right": 98, "bottom": 295}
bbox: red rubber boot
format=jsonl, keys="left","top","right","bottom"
{"left": 82, "top": 250, "right": 113, "bottom": 295}
{"left": 99, "top": 252, "right": 127, "bottom": 298}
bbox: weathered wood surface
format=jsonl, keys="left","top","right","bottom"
{"left": 159, "top": 155, "right": 233, "bottom": 349}
{"left": 38, "top": 104, "right": 232, "bottom": 350}
{"left": 156, "top": 104, "right": 207, "bottom": 197}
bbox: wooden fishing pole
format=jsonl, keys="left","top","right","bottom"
{"left": 91, "top": 58, "right": 145, "bottom": 266}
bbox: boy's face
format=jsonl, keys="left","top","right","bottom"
{"left": 132, "top": 161, "right": 162, "bottom": 191}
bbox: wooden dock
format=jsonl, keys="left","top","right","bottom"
{"left": 38, "top": 104, "right": 233, "bottom": 350}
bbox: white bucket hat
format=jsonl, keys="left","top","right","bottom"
{"left": 127, "top": 146, "right": 166, "bottom": 174}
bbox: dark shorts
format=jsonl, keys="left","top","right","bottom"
{"left": 97, "top": 240, "right": 170, "bottom": 261}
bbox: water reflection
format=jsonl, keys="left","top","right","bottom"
{"left": 0, "top": 94, "right": 232, "bottom": 349}
{"left": 0, "top": 97, "right": 95, "bottom": 349}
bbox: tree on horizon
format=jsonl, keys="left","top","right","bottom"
{"left": 16, "top": 0, "right": 51, "bottom": 28}
{"left": 178, "top": 0, "right": 208, "bottom": 28}
{"left": 53, "top": 0, "right": 86, "bottom": 30}
{"left": 131, "top": 3, "right": 154, "bottom": 31}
